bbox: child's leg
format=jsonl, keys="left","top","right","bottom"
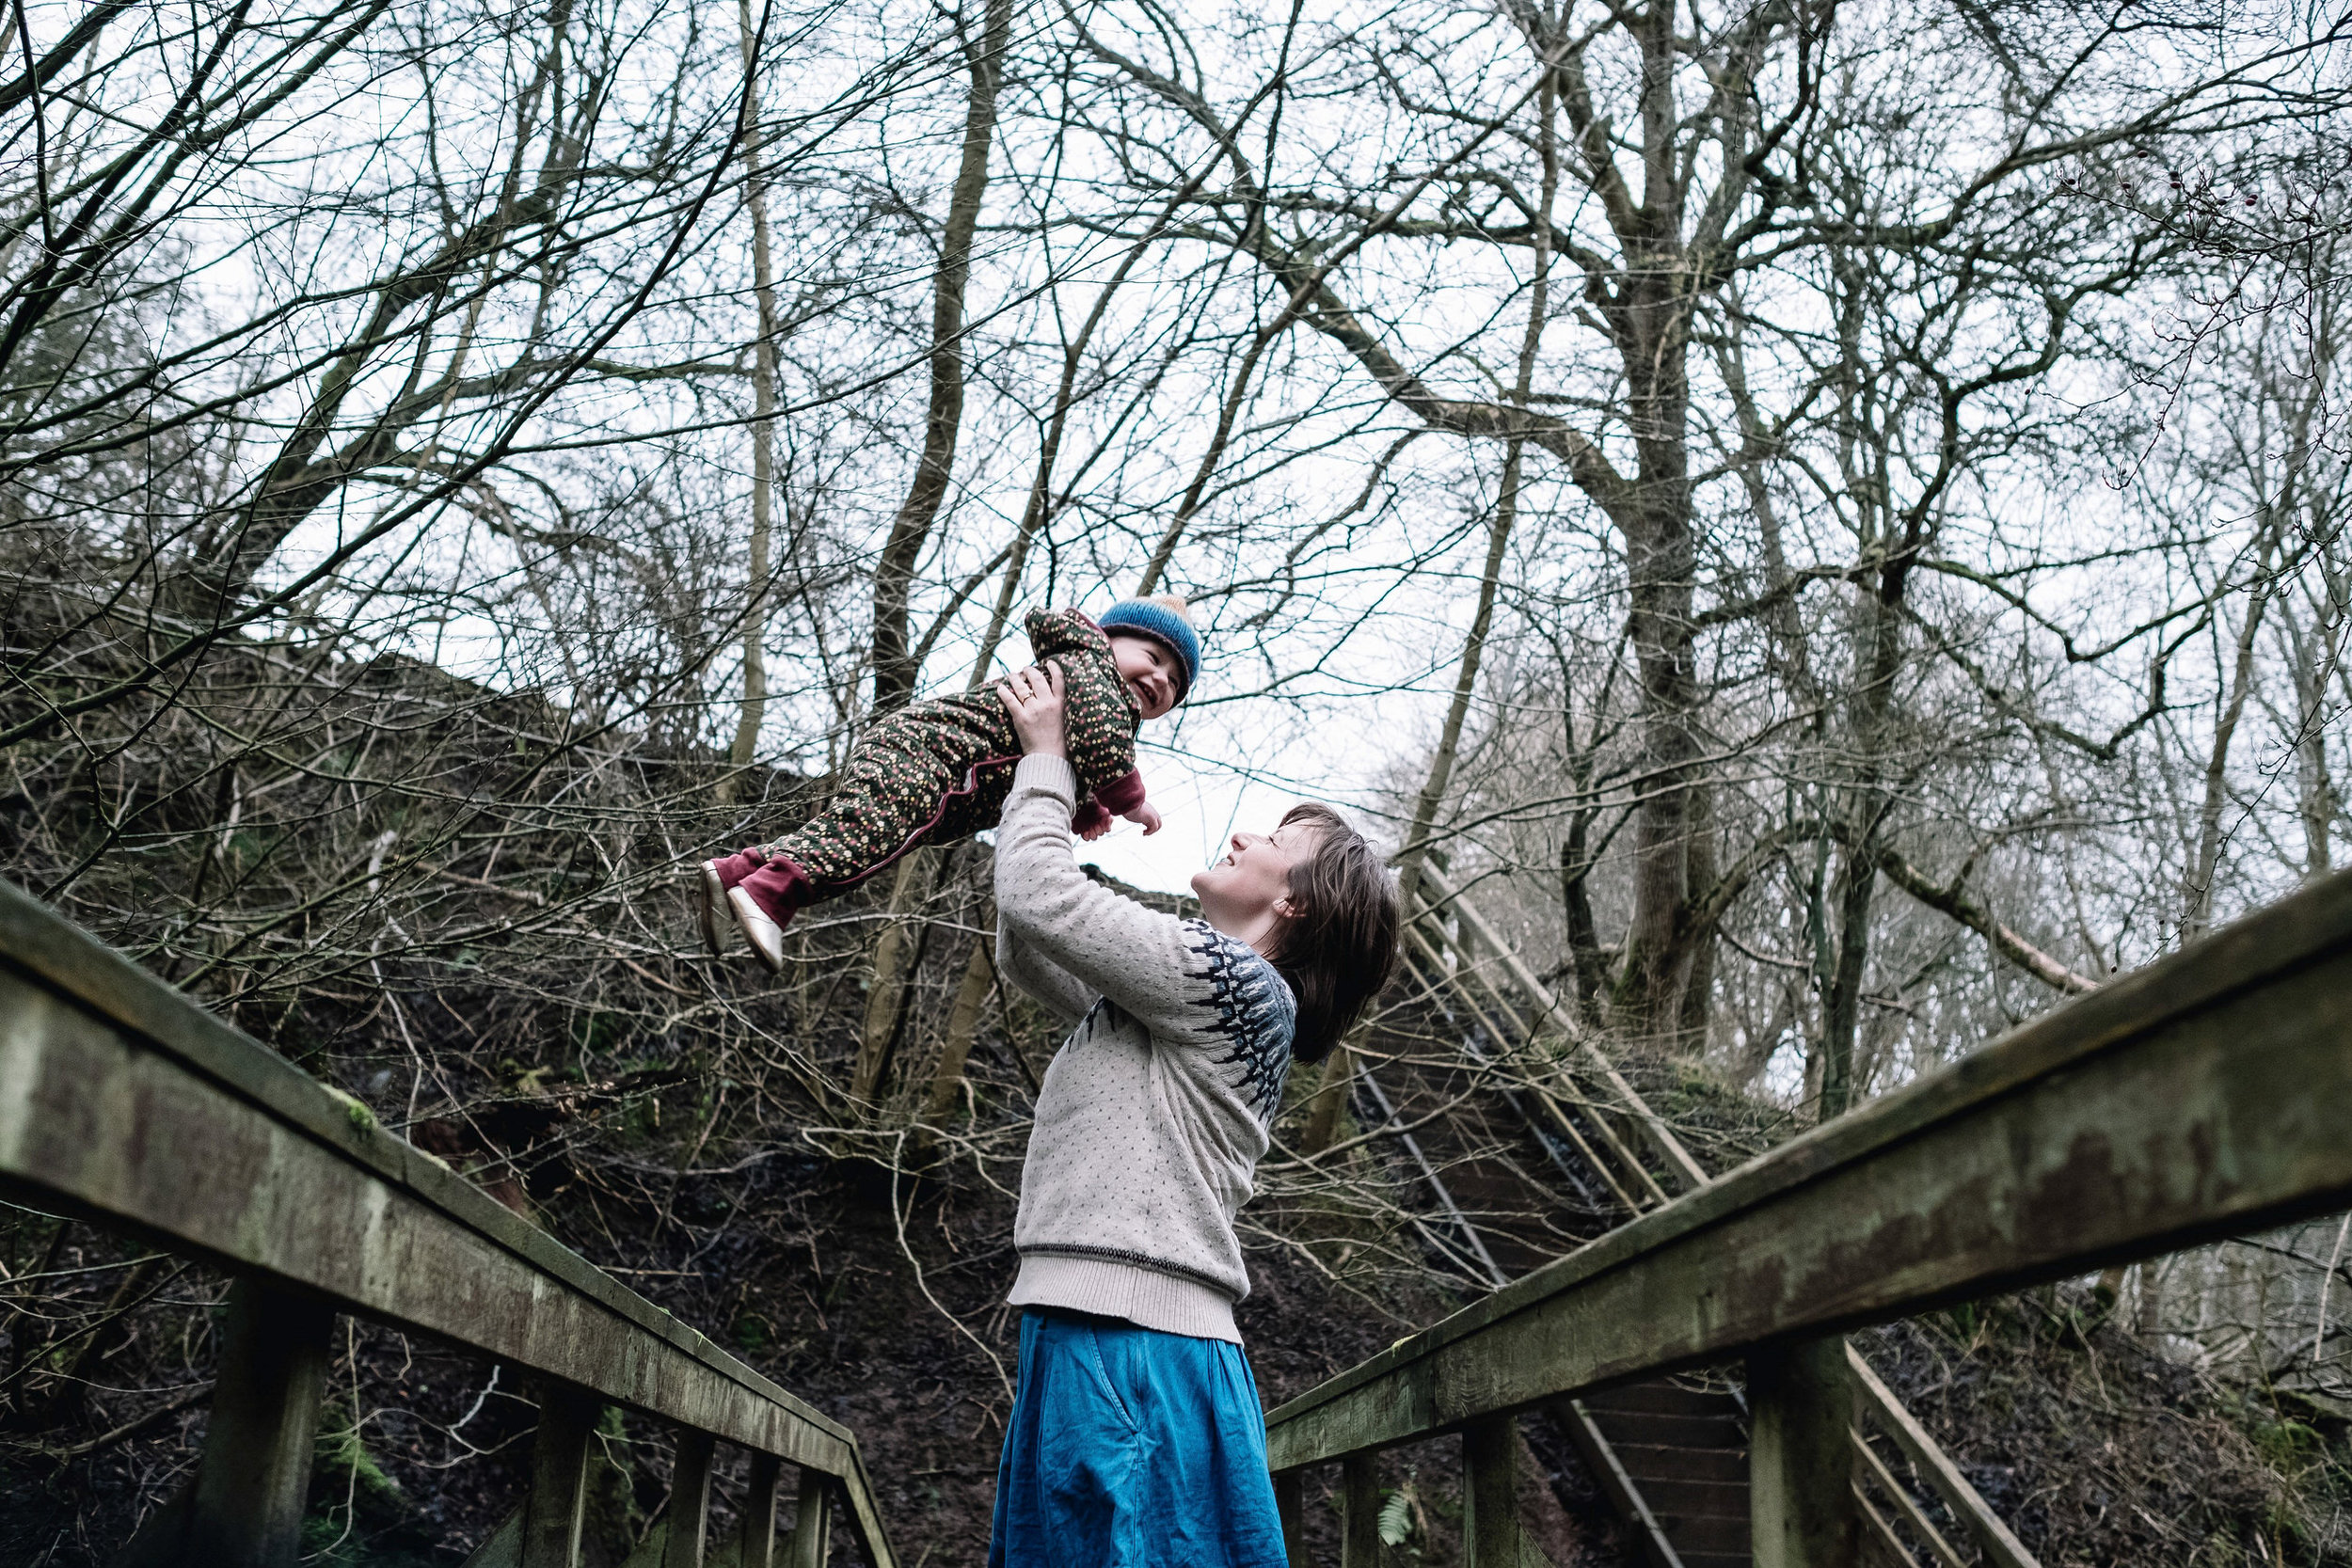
{"left": 735, "top": 736, "right": 962, "bottom": 927}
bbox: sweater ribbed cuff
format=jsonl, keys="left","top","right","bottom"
{"left": 1013, "top": 752, "right": 1078, "bottom": 802}
{"left": 1009, "top": 1254, "right": 1241, "bottom": 1343}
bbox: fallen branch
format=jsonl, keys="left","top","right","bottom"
{"left": 50, "top": 1381, "right": 213, "bottom": 1460}
{"left": 1876, "top": 847, "right": 2103, "bottom": 994}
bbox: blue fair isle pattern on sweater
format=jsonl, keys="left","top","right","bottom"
{"left": 1180, "top": 920, "right": 1295, "bottom": 1118}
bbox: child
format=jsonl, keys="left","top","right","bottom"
{"left": 696, "top": 596, "right": 1200, "bottom": 971}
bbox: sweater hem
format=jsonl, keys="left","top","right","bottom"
{"left": 1009, "top": 1253, "right": 1241, "bottom": 1343}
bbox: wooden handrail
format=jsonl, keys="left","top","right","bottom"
{"left": 1417, "top": 864, "right": 1708, "bottom": 1191}
{"left": 1266, "top": 864, "right": 2352, "bottom": 1470}
{"left": 0, "top": 879, "right": 896, "bottom": 1568}
{"left": 1403, "top": 909, "right": 1672, "bottom": 1210}
{"left": 1849, "top": 1347, "right": 2037, "bottom": 1568}
{"left": 1404, "top": 888, "right": 2037, "bottom": 1568}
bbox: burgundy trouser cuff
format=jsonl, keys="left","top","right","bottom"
{"left": 707, "top": 848, "right": 767, "bottom": 891}
{"left": 738, "top": 857, "right": 813, "bottom": 926}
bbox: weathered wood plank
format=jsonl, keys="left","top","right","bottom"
{"left": 0, "top": 974, "right": 850, "bottom": 1469}
{"left": 1405, "top": 916, "right": 1663, "bottom": 1212}
{"left": 187, "top": 1280, "right": 336, "bottom": 1568}
{"left": 1852, "top": 1431, "right": 1966, "bottom": 1568}
{"left": 1339, "top": 1452, "right": 1381, "bottom": 1568}
{"left": 523, "top": 1386, "right": 601, "bottom": 1568}
{"left": 1462, "top": 1416, "right": 1523, "bottom": 1568}
{"left": 1555, "top": 1399, "right": 1686, "bottom": 1568}
{"left": 459, "top": 1506, "right": 524, "bottom": 1568}
{"left": 1265, "top": 866, "right": 2352, "bottom": 1469}
{"left": 1420, "top": 864, "right": 1708, "bottom": 1191}
{"left": 1274, "top": 1469, "right": 1307, "bottom": 1567}
{"left": 739, "top": 1452, "right": 782, "bottom": 1568}
{"left": 787, "top": 1470, "right": 830, "bottom": 1568}
{"left": 0, "top": 879, "right": 895, "bottom": 1568}
{"left": 1853, "top": 1485, "right": 1915, "bottom": 1568}
{"left": 1749, "top": 1338, "right": 1856, "bottom": 1568}
{"left": 664, "top": 1429, "right": 715, "bottom": 1568}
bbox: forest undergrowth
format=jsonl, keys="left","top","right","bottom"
{"left": 1, "top": 622, "right": 2346, "bottom": 1567}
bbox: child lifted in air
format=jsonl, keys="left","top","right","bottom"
{"left": 695, "top": 596, "right": 1200, "bottom": 971}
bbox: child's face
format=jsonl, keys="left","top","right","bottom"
{"left": 1108, "top": 634, "right": 1180, "bottom": 720}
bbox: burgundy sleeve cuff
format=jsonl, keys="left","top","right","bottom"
{"left": 1094, "top": 768, "right": 1148, "bottom": 814}
{"left": 1070, "top": 800, "right": 1110, "bottom": 834}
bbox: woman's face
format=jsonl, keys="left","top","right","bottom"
{"left": 1191, "top": 819, "right": 1317, "bottom": 936}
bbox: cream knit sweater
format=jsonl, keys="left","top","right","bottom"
{"left": 994, "top": 754, "right": 1296, "bottom": 1342}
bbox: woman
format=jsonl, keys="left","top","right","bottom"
{"left": 987, "top": 663, "right": 1400, "bottom": 1567}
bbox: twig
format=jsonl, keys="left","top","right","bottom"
{"left": 889, "top": 1133, "right": 1012, "bottom": 1406}
{"left": 49, "top": 1381, "right": 212, "bottom": 1460}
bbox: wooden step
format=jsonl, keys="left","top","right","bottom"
{"left": 1608, "top": 1441, "right": 1748, "bottom": 1483}
{"left": 1584, "top": 1380, "right": 1739, "bottom": 1418}
{"left": 1589, "top": 1407, "right": 1747, "bottom": 1449}
{"left": 1630, "top": 1475, "right": 1750, "bottom": 1520}
{"left": 1573, "top": 1377, "right": 1755, "bottom": 1565}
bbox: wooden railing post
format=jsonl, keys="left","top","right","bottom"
{"left": 186, "top": 1278, "right": 337, "bottom": 1568}
{"left": 1750, "top": 1337, "right": 1858, "bottom": 1568}
{"left": 521, "top": 1385, "right": 601, "bottom": 1568}
{"left": 1338, "top": 1453, "right": 1381, "bottom": 1568}
{"left": 788, "top": 1468, "right": 832, "bottom": 1568}
{"left": 1462, "top": 1416, "right": 1523, "bottom": 1568}
{"left": 1273, "top": 1469, "right": 1308, "bottom": 1566}
{"left": 739, "top": 1452, "right": 783, "bottom": 1568}
{"left": 663, "top": 1429, "right": 716, "bottom": 1568}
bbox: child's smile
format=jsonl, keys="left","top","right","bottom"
{"left": 1109, "top": 635, "right": 1179, "bottom": 720}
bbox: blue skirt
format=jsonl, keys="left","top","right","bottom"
{"left": 989, "top": 1308, "right": 1290, "bottom": 1567}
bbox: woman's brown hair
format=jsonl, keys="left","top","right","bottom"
{"left": 1263, "top": 802, "right": 1400, "bottom": 1063}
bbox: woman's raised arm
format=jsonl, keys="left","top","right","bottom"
{"left": 993, "top": 667, "right": 1217, "bottom": 1042}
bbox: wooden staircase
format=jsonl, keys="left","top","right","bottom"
{"left": 1378, "top": 864, "right": 2036, "bottom": 1568}
{"left": 1569, "top": 1382, "right": 1751, "bottom": 1568}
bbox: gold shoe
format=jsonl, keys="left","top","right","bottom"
{"left": 727, "top": 886, "right": 786, "bottom": 973}
{"left": 695, "top": 861, "right": 732, "bottom": 956}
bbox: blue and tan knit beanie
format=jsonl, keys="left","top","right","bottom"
{"left": 1098, "top": 594, "right": 1201, "bottom": 705}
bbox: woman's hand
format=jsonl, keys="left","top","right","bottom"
{"left": 997, "top": 663, "right": 1068, "bottom": 758}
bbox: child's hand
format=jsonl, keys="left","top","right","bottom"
{"left": 1078, "top": 816, "right": 1113, "bottom": 842}
{"left": 1122, "top": 800, "right": 1163, "bottom": 835}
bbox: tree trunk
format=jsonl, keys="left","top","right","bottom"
{"left": 853, "top": 851, "right": 944, "bottom": 1102}
{"left": 1394, "top": 56, "right": 1557, "bottom": 911}
{"left": 868, "top": 0, "right": 1014, "bottom": 709}
{"left": 1395, "top": 468, "right": 1518, "bottom": 911}
{"left": 911, "top": 932, "right": 995, "bottom": 1155}
{"left": 2287, "top": 580, "right": 2343, "bottom": 880}
{"left": 1612, "top": 344, "right": 1702, "bottom": 1044}
{"left": 723, "top": 0, "right": 782, "bottom": 791}
{"left": 1559, "top": 813, "right": 1607, "bottom": 1023}
{"left": 2185, "top": 526, "right": 2280, "bottom": 942}
{"left": 1675, "top": 782, "right": 1719, "bottom": 1054}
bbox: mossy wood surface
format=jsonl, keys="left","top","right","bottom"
{"left": 0, "top": 877, "right": 896, "bottom": 1566}
{"left": 1267, "top": 866, "right": 2352, "bottom": 1471}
